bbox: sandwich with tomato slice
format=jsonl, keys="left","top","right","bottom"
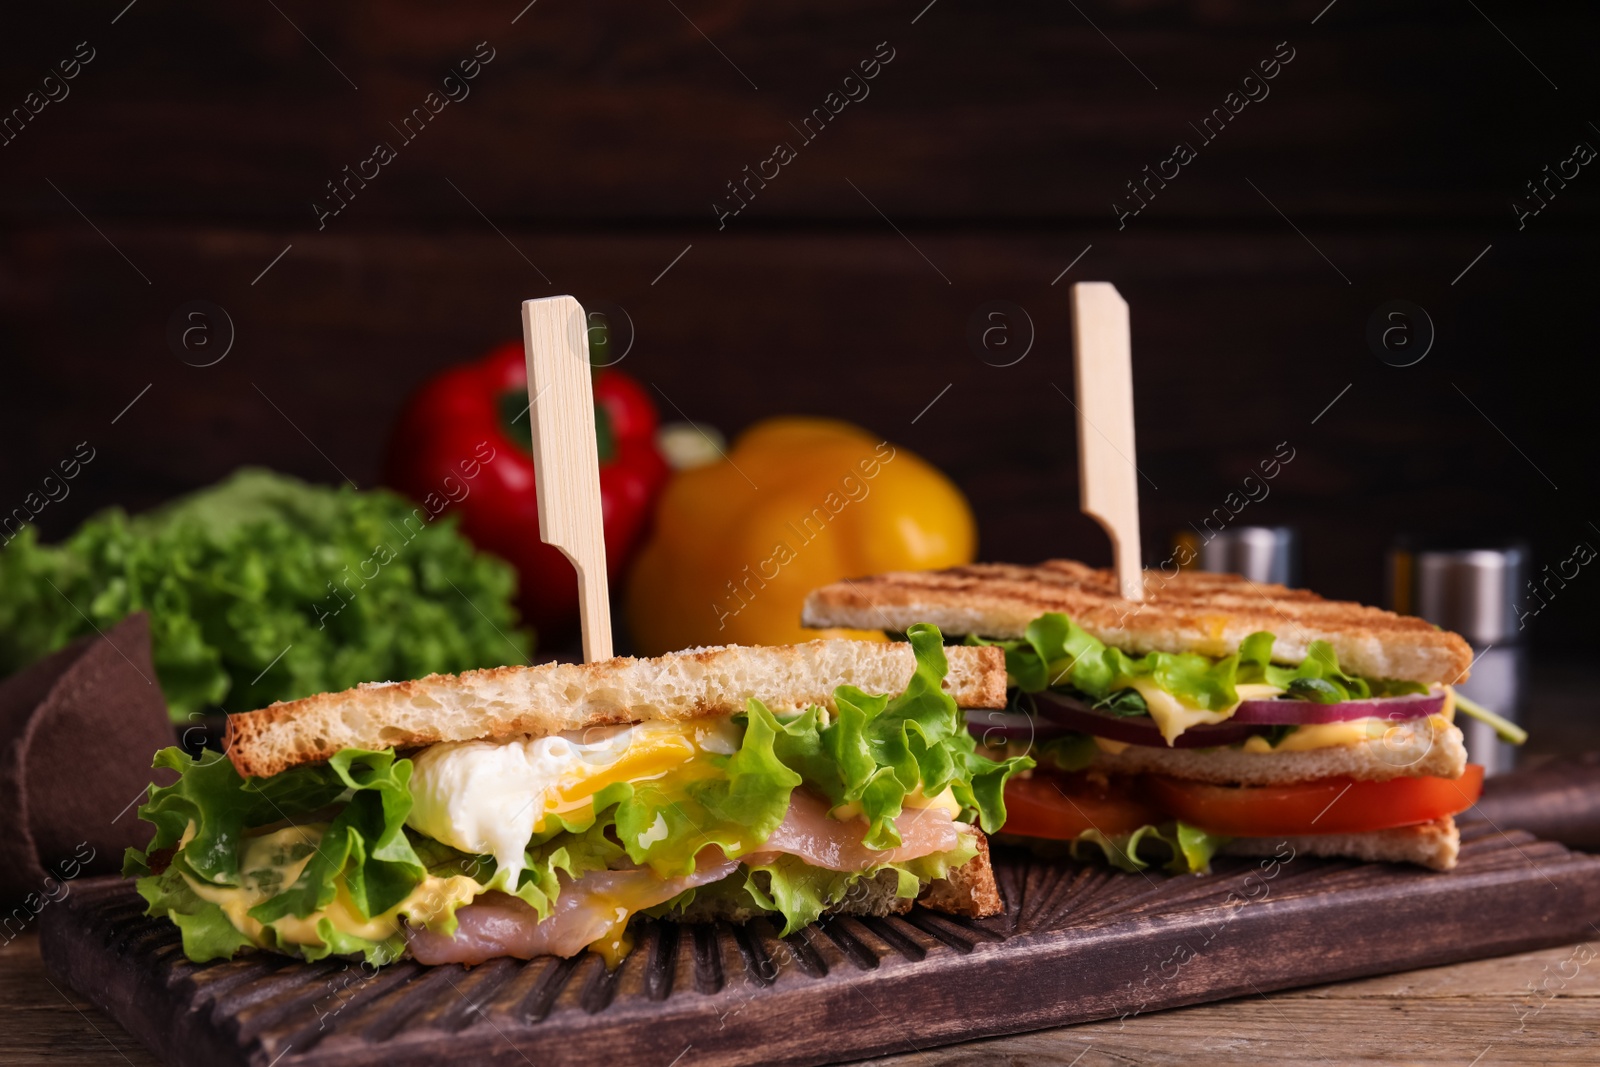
{"left": 804, "top": 561, "right": 1514, "bottom": 873}
{"left": 123, "top": 629, "right": 1028, "bottom": 967}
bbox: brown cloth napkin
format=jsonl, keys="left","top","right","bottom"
{"left": 0, "top": 612, "right": 175, "bottom": 911}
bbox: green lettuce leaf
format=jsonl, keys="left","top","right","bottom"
{"left": 134, "top": 865, "right": 256, "bottom": 962}
{"left": 742, "top": 855, "right": 863, "bottom": 934}
{"left": 1069, "top": 821, "right": 1231, "bottom": 875}
{"left": 1256, "top": 724, "right": 1300, "bottom": 747}
{"left": 135, "top": 862, "right": 407, "bottom": 966}
{"left": 670, "top": 832, "right": 982, "bottom": 937}
{"left": 0, "top": 469, "right": 531, "bottom": 721}
{"left": 246, "top": 749, "right": 424, "bottom": 924}
{"left": 275, "top": 919, "right": 407, "bottom": 967}
{"left": 123, "top": 747, "right": 347, "bottom": 885}
{"left": 657, "top": 697, "right": 803, "bottom": 868}
{"left": 970, "top": 613, "right": 1244, "bottom": 709}
{"left": 1239, "top": 633, "right": 1365, "bottom": 700}
{"left": 972, "top": 612, "right": 1425, "bottom": 709}
{"left": 123, "top": 747, "right": 256, "bottom": 884}
{"left": 1093, "top": 688, "right": 1150, "bottom": 717}
{"left": 767, "top": 624, "right": 1031, "bottom": 849}
{"left": 1035, "top": 733, "right": 1098, "bottom": 772}
{"left": 503, "top": 801, "right": 631, "bottom": 920}
{"left": 136, "top": 857, "right": 406, "bottom": 966}
{"left": 125, "top": 746, "right": 427, "bottom": 928}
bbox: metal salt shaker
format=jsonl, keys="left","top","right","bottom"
{"left": 1389, "top": 544, "right": 1526, "bottom": 775}
{"left": 1182, "top": 525, "right": 1301, "bottom": 587}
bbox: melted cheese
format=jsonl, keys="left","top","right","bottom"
{"left": 407, "top": 720, "right": 741, "bottom": 891}
{"left": 1238, "top": 713, "right": 1450, "bottom": 753}
{"left": 181, "top": 825, "right": 480, "bottom": 950}
{"left": 1126, "top": 679, "right": 1233, "bottom": 746}
{"left": 1114, "top": 681, "right": 1285, "bottom": 746}
{"left": 915, "top": 786, "right": 963, "bottom": 819}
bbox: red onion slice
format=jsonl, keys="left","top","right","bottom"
{"left": 964, "top": 709, "right": 1080, "bottom": 744}
{"left": 1231, "top": 690, "right": 1445, "bottom": 724}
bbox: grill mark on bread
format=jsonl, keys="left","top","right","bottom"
{"left": 803, "top": 560, "right": 1473, "bottom": 685}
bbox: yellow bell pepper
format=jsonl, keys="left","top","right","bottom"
{"left": 625, "top": 417, "right": 976, "bottom": 654}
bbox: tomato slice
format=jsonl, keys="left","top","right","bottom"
{"left": 1002, "top": 771, "right": 1167, "bottom": 841}
{"left": 1144, "top": 765, "right": 1485, "bottom": 837}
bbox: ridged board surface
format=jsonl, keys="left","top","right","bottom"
{"left": 40, "top": 821, "right": 1600, "bottom": 1067}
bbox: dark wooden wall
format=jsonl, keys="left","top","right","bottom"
{"left": 2, "top": 0, "right": 1597, "bottom": 650}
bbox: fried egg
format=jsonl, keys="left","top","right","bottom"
{"left": 406, "top": 719, "right": 740, "bottom": 890}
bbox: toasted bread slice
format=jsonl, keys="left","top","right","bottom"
{"left": 803, "top": 560, "right": 1473, "bottom": 685}
{"left": 1223, "top": 816, "right": 1460, "bottom": 871}
{"left": 917, "top": 832, "right": 1003, "bottom": 916}
{"left": 672, "top": 868, "right": 917, "bottom": 923}
{"left": 673, "top": 833, "right": 1002, "bottom": 922}
{"left": 226, "top": 640, "right": 1007, "bottom": 778}
{"left": 999, "top": 816, "right": 1459, "bottom": 871}
{"left": 1081, "top": 716, "right": 1467, "bottom": 785}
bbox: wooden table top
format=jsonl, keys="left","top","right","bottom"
{"left": 6, "top": 929, "right": 1597, "bottom": 1066}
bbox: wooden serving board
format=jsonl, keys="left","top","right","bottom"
{"left": 39, "top": 817, "right": 1600, "bottom": 1067}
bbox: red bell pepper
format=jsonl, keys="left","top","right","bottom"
{"left": 384, "top": 340, "right": 669, "bottom": 642}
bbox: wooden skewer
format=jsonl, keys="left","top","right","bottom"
{"left": 521, "top": 295, "right": 614, "bottom": 661}
{"left": 1070, "top": 281, "right": 1145, "bottom": 601}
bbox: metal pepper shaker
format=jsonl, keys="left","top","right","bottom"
{"left": 1388, "top": 543, "right": 1527, "bottom": 776}
{"left": 1176, "top": 525, "right": 1301, "bottom": 587}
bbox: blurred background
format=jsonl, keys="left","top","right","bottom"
{"left": 2, "top": 2, "right": 1596, "bottom": 689}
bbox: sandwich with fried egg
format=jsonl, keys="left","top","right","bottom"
{"left": 123, "top": 628, "right": 1028, "bottom": 967}
{"left": 804, "top": 561, "right": 1516, "bottom": 873}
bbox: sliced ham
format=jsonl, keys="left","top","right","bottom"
{"left": 743, "top": 788, "right": 961, "bottom": 871}
{"left": 406, "top": 854, "right": 737, "bottom": 965}
{"left": 405, "top": 789, "right": 961, "bottom": 965}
